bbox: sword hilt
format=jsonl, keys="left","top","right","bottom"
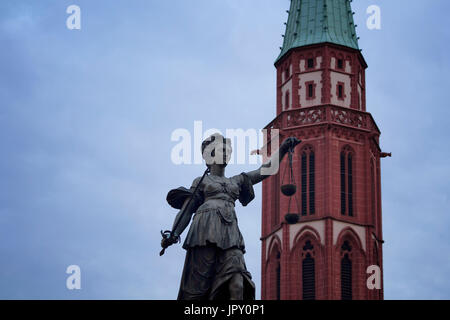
{"left": 159, "top": 230, "right": 171, "bottom": 256}
{"left": 160, "top": 230, "right": 180, "bottom": 256}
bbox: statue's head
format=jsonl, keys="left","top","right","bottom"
{"left": 201, "top": 133, "right": 232, "bottom": 168}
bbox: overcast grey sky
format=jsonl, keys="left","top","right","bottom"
{"left": 1, "top": 0, "right": 449, "bottom": 299}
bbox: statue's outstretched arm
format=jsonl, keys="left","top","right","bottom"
{"left": 246, "top": 137, "right": 301, "bottom": 185}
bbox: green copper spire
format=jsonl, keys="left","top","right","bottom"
{"left": 276, "top": 0, "right": 359, "bottom": 63}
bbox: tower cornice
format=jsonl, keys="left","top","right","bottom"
{"left": 275, "top": 42, "right": 367, "bottom": 70}
{"left": 264, "top": 104, "right": 380, "bottom": 135}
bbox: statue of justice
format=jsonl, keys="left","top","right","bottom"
{"left": 160, "top": 133, "right": 301, "bottom": 300}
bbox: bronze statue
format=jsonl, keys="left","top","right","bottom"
{"left": 161, "top": 133, "right": 301, "bottom": 300}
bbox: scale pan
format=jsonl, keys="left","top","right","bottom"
{"left": 284, "top": 213, "right": 300, "bottom": 224}
{"left": 281, "top": 184, "right": 297, "bottom": 197}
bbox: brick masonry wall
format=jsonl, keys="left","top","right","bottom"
{"left": 262, "top": 43, "right": 383, "bottom": 300}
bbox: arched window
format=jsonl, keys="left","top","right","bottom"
{"left": 302, "top": 240, "right": 315, "bottom": 300}
{"left": 348, "top": 154, "right": 353, "bottom": 216}
{"left": 301, "top": 146, "right": 315, "bottom": 216}
{"left": 340, "top": 147, "right": 354, "bottom": 216}
{"left": 267, "top": 242, "right": 281, "bottom": 300}
{"left": 373, "top": 242, "right": 379, "bottom": 266}
{"left": 276, "top": 252, "right": 281, "bottom": 300}
{"left": 309, "top": 152, "right": 315, "bottom": 214}
{"left": 370, "top": 159, "right": 375, "bottom": 220}
{"left": 268, "top": 173, "right": 281, "bottom": 230}
{"left": 340, "top": 152, "right": 346, "bottom": 215}
{"left": 301, "top": 153, "right": 307, "bottom": 215}
{"left": 341, "top": 241, "right": 352, "bottom": 300}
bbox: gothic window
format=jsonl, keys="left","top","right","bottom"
{"left": 301, "top": 153, "right": 307, "bottom": 215}
{"left": 272, "top": 174, "right": 280, "bottom": 227}
{"left": 348, "top": 154, "right": 353, "bottom": 216}
{"left": 341, "top": 255, "right": 352, "bottom": 300}
{"left": 340, "top": 153, "right": 346, "bottom": 215}
{"left": 338, "top": 59, "right": 344, "bottom": 69}
{"left": 373, "top": 242, "right": 379, "bottom": 266}
{"left": 302, "top": 240, "right": 315, "bottom": 300}
{"left": 268, "top": 245, "right": 281, "bottom": 300}
{"left": 276, "top": 252, "right": 281, "bottom": 300}
{"left": 341, "top": 241, "right": 352, "bottom": 300}
{"left": 307, "top": 58, "right": 314, "bottom": 69}
{"left": 370, "top": 160, "right": 375, "bottom": 219}
{"left": 340, "top": 147, "right": 354, "bottom": 216}
{"left": 300, "top": 146, "right": 315, "bottom": 216}
{"left": 309, "top": 152, "right": 315, "bottom": 214}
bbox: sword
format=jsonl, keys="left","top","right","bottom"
{"left": 160, "top": 167, "right": 210, "bottom": 256}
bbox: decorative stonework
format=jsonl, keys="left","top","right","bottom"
{"left": 330, "top": 107, "right": 367, "bottom": 129}
{"left": 287, "top": 107, "right": 325, "bottom": 127}
{"left": 289, "top": 221, "right": 325, "bottom": 249}
{"left": 266, "top": 105, "right": 378, "bottom": 137}
{"left": 333, "top": 221, "right": 366, "bottom": 252}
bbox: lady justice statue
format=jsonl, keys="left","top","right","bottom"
{"left": 160, "top": 133, "right": 301, "bottom": 300}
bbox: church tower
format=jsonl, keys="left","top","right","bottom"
{"left": 261, "top": 0, "right": 386, "bottom": 300}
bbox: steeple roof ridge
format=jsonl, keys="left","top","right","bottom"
{"left": 276, "top": 0, "right": 359, "bottom": 64}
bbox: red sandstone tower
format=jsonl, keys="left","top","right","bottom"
{"left": 261, "top": 0, "right": 385, "bottom": 300}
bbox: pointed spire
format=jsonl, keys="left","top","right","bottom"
{"left": 276, "top": 0, "right": 359, "bottom": 64}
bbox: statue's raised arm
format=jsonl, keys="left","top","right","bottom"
{"left": 246, "top": 136, "right": 302, "bottom": 185}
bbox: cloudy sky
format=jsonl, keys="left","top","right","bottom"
{"left": 1, "top": 0, "right": 449, "bottom": 299}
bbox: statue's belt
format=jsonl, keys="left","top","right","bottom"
{"left": 195, "top": 206, "right": 236, "bottom": 225}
